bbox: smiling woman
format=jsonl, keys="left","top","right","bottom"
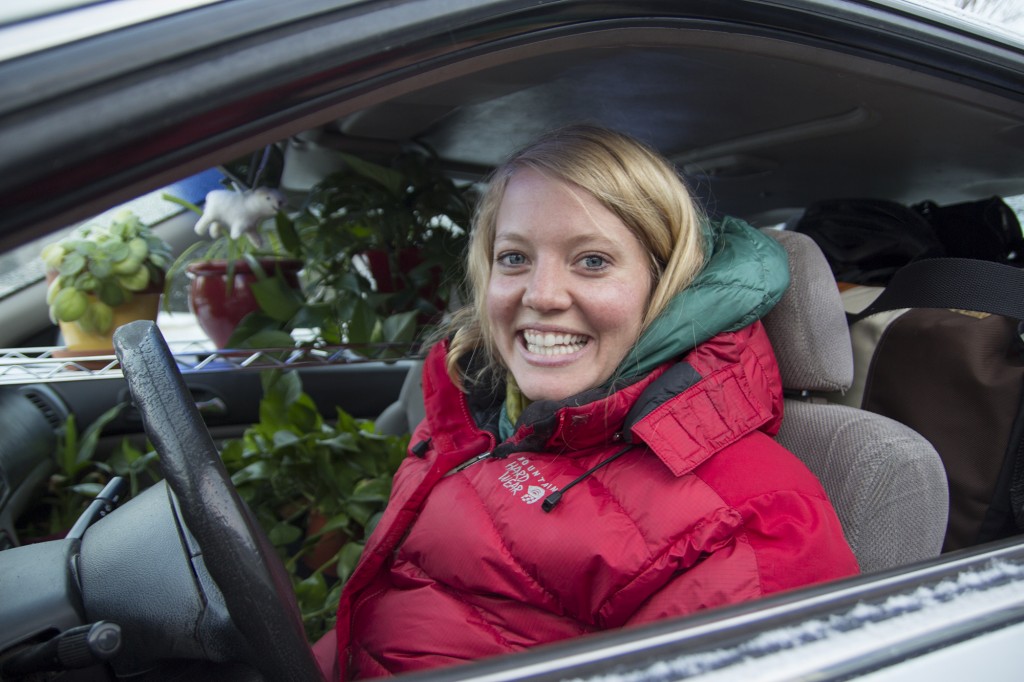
{"left": 486, "top": 168, "right": 655, "bottom": 401}
{"left": 329, "top": 125, "right": 859, "bottom": 680}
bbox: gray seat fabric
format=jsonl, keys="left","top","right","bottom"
{"left": 375, "top": 360, "right": 425, "bottom": 437}
{"left": 761, "top": 228, "right": 948, "bottom": 573}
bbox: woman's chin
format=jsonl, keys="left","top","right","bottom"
{"left": 513, "top": 368, "right": 595, "bottom": 403}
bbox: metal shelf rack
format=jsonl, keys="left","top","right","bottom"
{"left": 0, "top": 341, "right": 408, "bottom": 386}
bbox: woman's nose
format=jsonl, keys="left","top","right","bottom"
{"left": 522, "top": 262, "right": 571, "bottom": 311}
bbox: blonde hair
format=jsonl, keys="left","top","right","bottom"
{"left": 445, "top": 124, "right": 707, "bottom": 389}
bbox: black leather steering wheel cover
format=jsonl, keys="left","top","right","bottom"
{"left": 113, "top": 320, "right": 324, "bottom": 682}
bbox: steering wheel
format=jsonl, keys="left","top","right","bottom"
{"left": 113, "top": 321, "right": 325, "bottom": 682}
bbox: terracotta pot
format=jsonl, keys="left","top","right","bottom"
{"left": 186, "top": 258, "right": 303, "bottom": 348}
{"left": 302, "top": 509, "right": 348, "bottom": 578}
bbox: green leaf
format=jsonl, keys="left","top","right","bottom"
{"left": 381, "top": 310, "right": 418, "bottom": 344}
{"left": 238, "top": 329, "right": 296, "bottom": 350}
{"left": 294, "top": 572, "right": 328, "bottom": 607}
{"left": 337, "top": 152, "right": 405, "bottom": 196}
{"left": 351, "top": 477, "right": 391, "bottom": 503}
{"left": 72, "top": 271, "right": 99, "bottom": 292}
{"left": 71, "top": 239, "right": 98, "bottom": 258}
{"left": 336, "top": 541, "right": 365, "bottom": 583}
{"left": 161, "top": 192, "right": 204, "bottom": 215}
{"left": 69, "top": 482, "right": 105, "bottom": 498}
{"left": 320, "top": 431, "right": 360, "bottom": 452}
{"left": 364, "top": 510, "right": 385, "bottom": 537}
{"left": 58, "top": 251, "right": 86, "bottom": 276}
{"left": 345, "top": 299, "right": 378, "bottom": 345}
{"left": 75, "top": 403, "right": 128, "bottom": 467}
{"left": 269, "top": 521, "right": 303, "bottom": 546}
{"left": 223, "top": 312, "right": 282, "bottom": 348}
{"left": 262, "top": 370, "right": 303, "bottom": 410}
{"left": 289, "top": 302, "right": 333, "bottom": 333}
{"left": 230, "top": 461, "right": 274, "bottom": 485}
{"left": 88, "top": 255, "right": 113, "bottom": 279}
{"left": 275, "top": 213, "right": 303, "bottom": 257}
{"left": 343, "top": 501, "right": 374, "bottom": 526}
{"left": 316, "top": 512, "right": 351, "bottom": 535}
{"left": 97, "top": 279, "right": 129, "bottom": 307}
{"left": 273, "top": 430, "right": 301, "bottom": 449}
{"left": 100, "top": 240, "right": 130, "bottom": 262}
{"left": 250, "top": 274, "right": 304, "bottom": 322}
{"left": 56, "top": 414, "right": 79, "bottom": 474}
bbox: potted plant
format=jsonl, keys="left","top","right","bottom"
{"left": 287, "top": 146, "right": 472, "bottom": 354}
{"left": 220, "top": 369, "right": 407, "bottom": 640}
{"left": 165, "top": 186, "right": 306, "bottom": 349}
{"left": 167, "top": 147, "right": 471, "bottom": 357}
{"left": 42, "top": 210, "right": 172, "bottom": 357}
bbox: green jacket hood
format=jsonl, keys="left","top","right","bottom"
{"left": 613, "top": 217, "right": 790, "bottom": 382}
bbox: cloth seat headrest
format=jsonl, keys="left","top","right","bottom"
{"left": 760, "top": 229, "right": 854, "bottom": 393}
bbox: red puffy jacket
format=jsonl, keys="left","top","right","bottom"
{"left": 334, "top": 321, "right": 858, "bottom": 679}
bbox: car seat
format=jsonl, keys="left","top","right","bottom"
{"left": 375, "top": 360, "right": 424, "bottom": 437}
{"left": 761, "top": 228, "right": 948, "bottom": 572}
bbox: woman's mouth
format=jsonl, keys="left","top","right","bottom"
{"left": 521, "top": 329, "right": 589, "bottom": 356}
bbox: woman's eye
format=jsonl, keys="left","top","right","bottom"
{"left": 581, "top": 255, "right": 607, "bottom": 269}
{"left": 498, "top": 252, "right": 526, "bottom": 266}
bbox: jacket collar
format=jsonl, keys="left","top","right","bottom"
{"left": 424, "top": 321, "right": 783, "bottom": 478}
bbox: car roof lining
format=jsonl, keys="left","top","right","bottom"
{"left": 319, "top": 25, "right": 1024, "bottom": 222}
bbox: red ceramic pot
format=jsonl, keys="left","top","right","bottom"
{"left": 187, "top": 258, "right": 302, "bottom": 348}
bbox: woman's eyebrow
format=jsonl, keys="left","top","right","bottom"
{"left": 494, "top": 230, "right": 621, "bottom": 250}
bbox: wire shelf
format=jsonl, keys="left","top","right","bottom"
{"left": 0, "top": 341, "right": 420, "bottom": 385}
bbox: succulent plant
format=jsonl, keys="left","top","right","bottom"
{"left": 42, "top": 210, "right": 172, "bottom": 334}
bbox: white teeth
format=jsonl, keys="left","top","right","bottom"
{"left": 522, "top": 330, "right": 587, "bottom": 355}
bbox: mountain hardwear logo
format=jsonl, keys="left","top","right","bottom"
{"left": 522, "top": 486, "right": 545, "bottom": 504}
{"left": 499, "top": 457, "right": 560, "bottom": 504}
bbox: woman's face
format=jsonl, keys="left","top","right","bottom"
{"left": 486, "top": 169, "right": 653, "bottom": 402}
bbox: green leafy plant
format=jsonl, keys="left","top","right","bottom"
{"left": 164, "top": 148, "right": 469, "bottom": 355}
{"left": 219, "top": 369, "right": 408, "bottom": 641}
{"left": 15, "top": 403, "right": 160, "bottom": 540}
{"left": 273, "top": 147, "right": 472, "bottom": 352}
{"left": 41, "top": 210, "right": 172, "bottom": 334}
{"left": 16, "top": 369, "right": 407, "bottom": 643}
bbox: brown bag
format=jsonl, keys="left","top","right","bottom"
{"left": 844, "top": 258, "right": 1024, "bottom": 551}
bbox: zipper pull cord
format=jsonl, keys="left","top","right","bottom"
{"left": 542, "top": 444, "right": 635, "bottom": 513}
{"left": 446, "top": 451, "right": 494, "bottom": 476}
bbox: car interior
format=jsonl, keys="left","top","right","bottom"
{"left": 0, "top": 1, "right": 1022, "bottom": 680}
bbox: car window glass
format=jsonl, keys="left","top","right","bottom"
{"left": 894, "top": 0, "right": 1024, "bottom": 44}
{"left": 1006, "top": 194, "right": 1024, "bottom": 225}
{"left": 0, "top": 0, "right": 225, "bottom": 62}
{"left": 0, "top": 169, "right": 226, "bottom": 302}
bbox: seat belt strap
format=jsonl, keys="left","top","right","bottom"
{"left": 848, "top": 257, "right": 1024, "bottom": 323}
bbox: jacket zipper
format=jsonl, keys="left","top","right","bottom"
{"left": 445, "top": 451, "right": 493, "bottom": 476}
